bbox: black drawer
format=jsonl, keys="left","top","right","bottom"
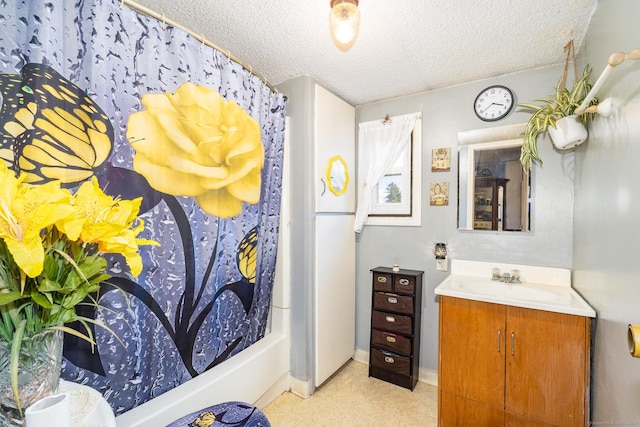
{"left": 373, "top": 292, "right": 413, "bottom": 314}
{"left": 373, "top": 271, "right": 393, "bottom": 292}
{"left": 370, "top": 348, "right": 410, "bottom": 376}
{"left": 371, "top": 329, "right": 411, "bottom": 356}
{"left": 371, "top": 310, "right": 412, "bottom": 335}
{"left": 394, "top": 275, "right": 415, "bottom": 295}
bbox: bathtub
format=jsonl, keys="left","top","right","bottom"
{"left": 116, "top": 240, "right": 292, "bottom": 425}
{"left": 115, "top": 327, "right": 290, "bottom": 426}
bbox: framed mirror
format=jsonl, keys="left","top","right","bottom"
{"left": 458, "top": 124, "right": 531, "bottom": 232}
{"left": 326, "top": 155, "right": 349, "bottom": 196}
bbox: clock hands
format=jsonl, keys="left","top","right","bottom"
{"left": 481, "top": 102, "right": 505, "bottom": 113}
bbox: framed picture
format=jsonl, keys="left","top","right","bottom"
{"left": 432, "top": 148, "right": 451, "bottom": 172}
{"left": 430, "top": 182, "right": 449, "bottom": 206}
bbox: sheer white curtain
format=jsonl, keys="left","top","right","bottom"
{"left": 354, "top": 112, "right": 420, "bottom": 233}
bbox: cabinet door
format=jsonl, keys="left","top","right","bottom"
{"left": 505, "top": 307, "right": 589, "bottom": 427}
{"left": 505, "top": 412, "right": 555, "bottom": 427}
{"left": 440, "top": 391, "right": 504, "bottom": 427}
{"left": 314, "top": 215, "right": 355, "bottom": 386}
{"left": 314, "top": 84, "right": 355, "bottom": 213}
{"left": 439, "top": 297, "right": 506, "bottom": 409}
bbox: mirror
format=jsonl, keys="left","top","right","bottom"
{"left": 326, "top": 155, "right": 349, "bottom": 196}
{"left": 458, "top": 125, "right": 531, "bottom": 232}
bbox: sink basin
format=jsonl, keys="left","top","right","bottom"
{"left": 434, "top": 260, "right": 596, "bottom": 317}
{"left": 450, "top": 277, "right": 572, "bottom": 304}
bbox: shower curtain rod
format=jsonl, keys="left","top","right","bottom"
{"left": 120, "top": 0, "right": 278, "bottom": 93}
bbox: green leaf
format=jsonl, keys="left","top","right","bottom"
{"left": 61, "top": 281, "right": 99, "bottom": 309}
{"left": 50, "top": 305, "right": 76, "bottom": 323}
{"left": 62, "top": 255, "right": 107, "bottom": 290}
{"left": 62, "top": 293, "right": 86, "bottom": 310}
{"left": 10, "top": 320, "right": 26, "bottom": 416}
{"left": 37, "top": 278, "right": 62, "bottom": 293}
{"left": 31, "top": 291, "right": 53, "bottom": 309}
{"left": 0, "top": 292, "right": 25, "bottom": 306}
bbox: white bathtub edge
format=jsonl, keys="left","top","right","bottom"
{"left": 116, "top": 332, "right": 290, "bottom": 426}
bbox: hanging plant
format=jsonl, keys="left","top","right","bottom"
{"left": 518, "top": 41, "right": 599, "bottom": 170}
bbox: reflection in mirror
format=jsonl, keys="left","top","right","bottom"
{"left": 327, "top": 155, "right": 349, "bottom": 196}
{"left": 458, "top": 125, "right": 531, "bottom": 232}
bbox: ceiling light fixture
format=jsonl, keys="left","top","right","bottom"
{"left": 329, "top": 0, "right": 360, "bottom": 51}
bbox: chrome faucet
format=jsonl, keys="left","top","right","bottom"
{"left": 499, "top": 272, "right": 521, "bottom": 284}
{"left": 492, "top": 268, "right": 521, "bottom": 284}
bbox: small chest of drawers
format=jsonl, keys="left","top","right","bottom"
{"left": 368, "top": 266, "right": 423, "bottom": 390}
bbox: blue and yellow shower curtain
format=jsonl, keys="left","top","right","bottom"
{"left": 0, "top": 0, "right": 286, "bottom": 414}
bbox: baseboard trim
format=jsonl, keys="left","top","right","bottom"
{"left": 353, "top": 348, "right": 369, "bottom": 364}
{"left": 254, "top": 372, "right": 291, "bottom": 409}
{"left": 289, "top": 376, "right": 313, "bottom": 399}
{"left": 419, "top": 367, "right": 438, "bottom": 387}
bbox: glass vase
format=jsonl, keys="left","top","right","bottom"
{"left": 0, "top": 328, "right": 63, "bottom": 426}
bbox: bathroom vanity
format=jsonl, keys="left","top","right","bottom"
{"left": 435, "top": 260, "right": 595, "bottom": 427}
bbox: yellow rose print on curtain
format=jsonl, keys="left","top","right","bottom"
{"left": 127, "top": 83, "right": 264, "bottom": 218}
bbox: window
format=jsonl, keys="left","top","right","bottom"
{"left": 369, "top": 134, "right": 413, "bottom": 216}
{"left": 357, "top": 116, "right": 422, "bottom": 228}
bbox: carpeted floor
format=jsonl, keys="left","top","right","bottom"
{"left": 262, "top": 360, "right": 438, "bottom": 426}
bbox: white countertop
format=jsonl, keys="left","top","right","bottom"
{"left": 434, "top": 260, "right": 596, "bottom": 318}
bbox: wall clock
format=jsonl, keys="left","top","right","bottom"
{"left": 473, "top": 85, "right": 514, "bottom": 121}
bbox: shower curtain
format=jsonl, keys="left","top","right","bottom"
{"left": 0, "top": 0, "right": 286, "bottom": 415}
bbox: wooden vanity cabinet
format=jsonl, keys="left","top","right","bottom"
{"left": 438, "top": 296, "right": 590, "bottom": 427}
{"left": 369, "top": 267, "right": 423, "bottom": 390}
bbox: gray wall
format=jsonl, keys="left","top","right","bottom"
{"left": 355, "top": 66, "right": 579, "bottom": 372}
{"left": 573, "top": 0, "right": 640, "bottom": 422}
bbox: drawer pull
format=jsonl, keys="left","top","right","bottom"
{"left": 384, "top": 356, "right": 395, "bottom": 364}
{"left": 377, "top": 276, "right": 387, "bottom": 283}
{"left": 398, "top": 278, "right": 409, "bottom": 286}
{"left": 387, "top": 296, "right": 398, "bottom": 304}
{"left": 386, "top": 336, "right": 397, "bottom": 343}
{"left": 385, "top": 316, "right": 396, "bottom": 323}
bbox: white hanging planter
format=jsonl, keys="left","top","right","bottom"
{"left": 548, "top": 115, "right": 588, "bottom": 150}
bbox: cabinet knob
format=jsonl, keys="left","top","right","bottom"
{"left": 387, "top": 297, "right": 398, "bottom": 304}
{"left": 384, "top": 356, "right": 395, "bottom": 364}
{"left": 377, "top": 277, "right": 387, "bottom": 283}
{"left": 398, "top": 278, "right": 409, "bottom": 285}
{"left": 386, "top": 336, "right": 397, "bottom": 343}
{"left": 385, "top": 316, "right": 396, "bottom": 323}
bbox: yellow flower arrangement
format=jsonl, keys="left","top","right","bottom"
{"left": 127, "top": 82, "right": 264, "bottom": 218}
{"left": 0, "top": 161, "right": 157, "bottom": 336}
{"left": 0, "top": 161, "right": 158, "bottom": 413}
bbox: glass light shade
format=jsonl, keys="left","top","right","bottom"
{"left": 434, "top": 243, "right": 448, "bottom": 259}
{"left": 329, "top": 1, "right": 360, "bottom": 51}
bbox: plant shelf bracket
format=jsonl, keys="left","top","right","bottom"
{"left": 575, "top": 47, "right": 640, "bottom": 115}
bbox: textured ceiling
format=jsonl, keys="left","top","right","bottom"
{"left": 130, "top": 0, "right": 598, "bottom": 106}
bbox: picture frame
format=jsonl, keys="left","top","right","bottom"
{"left": 430, "top": 182, "right": 449, "bottom": 206}
{"left": 431, "top": 148, "right": 451, "bottom": 172}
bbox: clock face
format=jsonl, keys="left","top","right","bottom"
{"left": 474, "top": 85, "right": 514, "bottom": 121}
